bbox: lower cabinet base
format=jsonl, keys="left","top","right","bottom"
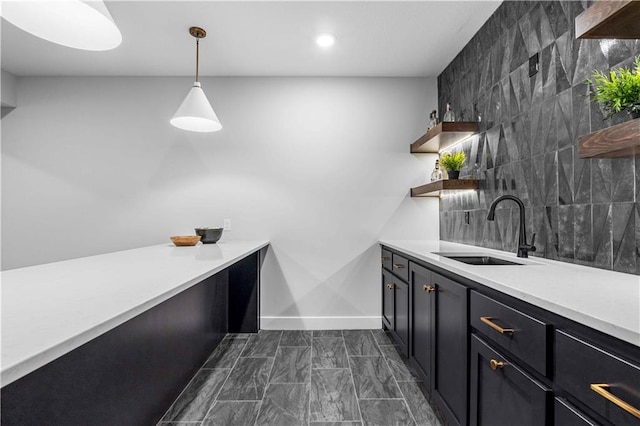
{"left": 395, "top": 376, "right": 450, "bottom": 426}
{"left": 228, "top": 251, "right": 260, "bottom": 333}
{"left": 554, "top": 397, "right": 600, "bottom": 426}
{"left": 2, "top": 270, "right": 230, "bottom": 426}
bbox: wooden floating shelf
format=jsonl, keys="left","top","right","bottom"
{"left": 410, "top": 122, "right": 479, "bottom": 153}
{"left": 575, "top": 0, "right": 640, "bottom": 39}
{"left": 411, "top": 179, "right": 479, "bottom": 197}
{"left": 578, "top": 117, "right": 640, "bottom": 158}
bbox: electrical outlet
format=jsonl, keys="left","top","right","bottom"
{"left": 224, "top": 219, "right": 231, "bottom": 231}
{"left": 464, "top": 211, "right": 470, "bottom": 225}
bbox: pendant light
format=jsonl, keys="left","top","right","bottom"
{"left": 170, "top": 26, "right": 222, "bottom": 133}
{"left": 1, "top": 0, "right": 122, "bottom": 51}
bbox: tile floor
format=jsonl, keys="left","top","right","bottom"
{"left": 158, "top": 329, "right": 442, "bottom": 426}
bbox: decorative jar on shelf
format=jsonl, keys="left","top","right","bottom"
{"left": 443, "top": 102, "right": 455, "bottom": 122}
{"left": 430, "top": 159, "right": 443, "bottom": 181}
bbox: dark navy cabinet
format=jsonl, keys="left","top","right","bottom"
{"left": 394, "top": 277, "right": 410, "bottom": 354}
{"left": 381, "top": 251, "right": 410, "bottom": 356}
{"left": 381, "top": 244, "right": 640, "bottom": 426}
{"left": 382, "top": 268, "right": 396, "bottom": 331}
{"left": 409, "top": 263, "right": 469, "bottom": 426}
{"left": 470, "top": 291, "right": 551, "bottom": 377}
{"left": 555, "top": 330, "right": 640, "bottom": 426}
{"left": 554, "top": 398, "right": 599, "bottom": 426}
{"left": 409, "top": 262, "right": 435, "bottom": 391}
{"left": 432, "top": 271, "right": 468, "bottom": 426}
{"left": 469, "top": 334, "right": 551, "bottom": 426}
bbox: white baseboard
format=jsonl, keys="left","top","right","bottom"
{"left": 260, "top": 316, "right": 382, "bottom": 330}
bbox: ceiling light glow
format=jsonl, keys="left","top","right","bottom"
{"left": 1, "top": 0, "right": 122, "bottom": 51}
{"left": 316, "top": 33, "right": 336, "bottom": 48}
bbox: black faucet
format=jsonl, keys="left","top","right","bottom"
{"left": 487, "top": 195, "right": 536, "bottom": 258}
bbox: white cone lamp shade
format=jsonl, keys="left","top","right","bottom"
{"left": 170, "top": 26, "right": 222, "bottom": 133}
{"left": 1, "top": 0, "right": 122, "bottom": 51}
{"left": 171, "top": 82, "right": 222, "bottom": 132}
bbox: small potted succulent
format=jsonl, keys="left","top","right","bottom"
{"left": 587, "top": 56, "right": 640, "bottom": 120}
{"left": 440, "top": 151, "right": 466, "bottom": 180}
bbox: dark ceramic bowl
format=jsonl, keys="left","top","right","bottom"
{"left": 195, "top": 227, "right": 223, "bottom": 244}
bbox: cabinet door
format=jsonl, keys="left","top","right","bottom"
{"left": 228, "top": 251, "right": 257, "bottom": 333}
{"left": 554, "top": 398, "right": 599, "bottom": 426}
{"left": 382, "top": 269, "right": 395, "bottom": 331}
{"left": 433, "top": 272, "right": 469, "bottom": 426}
{"left": 212, "top": 269, "right": 229, "bottom": 338}
{"left": 469, "top": 335, "right": 551, "bottom": 426}
{"left": 394, "top": 279, "right": 409, "bottom": 356}
{"left": 410, "top": 264, "right": 434, "bottom": 391}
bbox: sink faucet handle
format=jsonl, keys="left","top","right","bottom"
{"left": 525, "top": 233, "right": 537, "bottom": 253}
{"left": 518, "top": 233, "right": 536, "bottom": 258}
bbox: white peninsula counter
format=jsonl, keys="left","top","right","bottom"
{"left": 2, "top": 240, "right": 268, "bottom": 386}
{"left": 1, "top": 240, "right": 269, "bottom": 426}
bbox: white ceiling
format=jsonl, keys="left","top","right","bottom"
{"left": 1, "top": 1, "right": 501, "bottom": 77}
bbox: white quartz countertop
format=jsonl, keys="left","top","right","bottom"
{"left": 380, "top": 240, "right": 640, "bottom": 347}
{"left": 1, "top": 240, "right": 269, "bottom": 386}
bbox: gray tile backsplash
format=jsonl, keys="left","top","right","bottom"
{"left": 437, "top": 0, "right": 640, "bottom": 275}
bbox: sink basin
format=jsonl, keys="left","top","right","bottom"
{"left": 435, "top": 253, "right": 524, "bottom": 266}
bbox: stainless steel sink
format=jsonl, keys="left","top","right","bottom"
{"left": 434, "top": 253, "right": 524, "bottom": 266}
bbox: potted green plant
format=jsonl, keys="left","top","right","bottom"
{"left": 588, "top": 56, "right": 640, "bottom": 120}
{"left": 440, "top": 151, "right": 466, "bottom": 180}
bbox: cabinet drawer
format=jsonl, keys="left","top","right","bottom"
{"left": 556, "top": 330, "right": 640, "bottom": 426}
{"left": 554, "top": 398, "right": 599, "bottom": 426}
{"left": 470, "top": 291, "right": 550, "bottom": 376}
{"left": 391, "top": 253, "right": 409, "bottom": 282}
{"left": 381, "top": 248, "right": 392, "bottom": 271}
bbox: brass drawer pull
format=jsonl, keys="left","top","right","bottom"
{"left": 480, "top": 316, "right": 515, "bottom": 334}
{"left": 490, "top": 359, "right": 506, "bottom": 370}
{"left": 591, "top": 383, "right": 640, "bottom": 419}
{"left": 393, "top": 263, "right": 406, "bottom": 269}
{"left": 423, "top": 285, "right": 435, "bottom": 293}
{"left": 386, "top": 283, "right": 395, "bottom": 289}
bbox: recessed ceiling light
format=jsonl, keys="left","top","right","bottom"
{"left": 316, "top": 33, "right": 336, "bottom": 48}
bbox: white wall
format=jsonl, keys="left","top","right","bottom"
{"left": 1, "top": 76, "right": 439, "bottom": 329}
{"left": 1, "top": 69, "right": 17, "bottom": 107}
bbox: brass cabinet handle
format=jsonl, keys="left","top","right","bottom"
{"left": 591, "top": 383, "right": 640, "bottom": 419}
{"left": 490, "top": 359, "right": 506, "bottom": 370}
{"left": 423, "top": 285, "right": 435, "bottom": 293}
{"left": 393, "top": 263, "right": 405, "bottom": 269}
{"left": 386, "top": 283, "right": 395, "bottom": 290}
{"left": 480, "top": 316, "right": 515, "bottom": 334}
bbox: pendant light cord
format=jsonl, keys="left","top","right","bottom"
{"left": 195, "top": 38, "right": 200, "bottom": 82}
